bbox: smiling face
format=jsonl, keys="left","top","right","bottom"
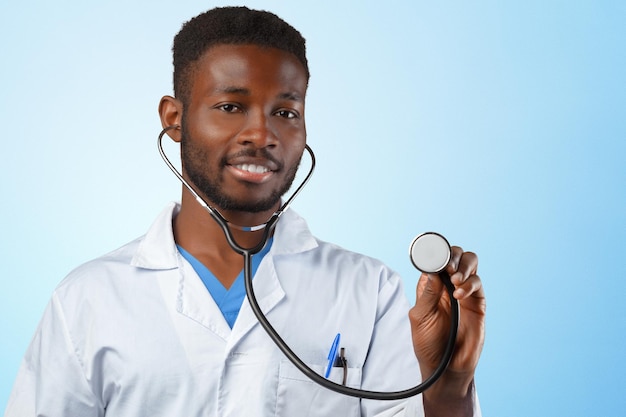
{"left": 179, "top": 44, "right": 308, "bottom": 214}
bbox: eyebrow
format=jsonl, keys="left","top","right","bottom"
{"left": 278, "top": 91, "right": 303, "bottom": 102}
{"left": 215, "top": 86, "right": 250, "bottom": 96}
{"left": 213, "top": 86, "right": 303, "bottom": 102}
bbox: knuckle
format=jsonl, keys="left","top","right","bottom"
{"left": 451, "top": 245, "right": 464, "bottom": 255}
{"left": 465, "top": 251, "right": 478, "bottom": 260}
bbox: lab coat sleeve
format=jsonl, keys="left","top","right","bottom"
{"left": 4, "top": 292, "right": 103, "bottom": 417}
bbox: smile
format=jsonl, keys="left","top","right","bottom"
{"left": 234, "top": 164, "right": 271, "bottom": 174}
{"left": 226, "top": 162, "right": 276, "bottom": 184}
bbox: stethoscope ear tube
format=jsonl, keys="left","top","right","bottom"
{"left": 158, "top": 125, "right": 315, "bottom": 240}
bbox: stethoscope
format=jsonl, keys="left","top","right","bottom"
{"left": 158, "top": 125, "right": 459, "bottom": 400}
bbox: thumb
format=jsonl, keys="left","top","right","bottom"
{"left": 415, "top": 273, "right": 445, "bottom": 313}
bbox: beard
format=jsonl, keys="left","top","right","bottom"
{"left": 180, "top": 121, "right": 301, "bottom": 213}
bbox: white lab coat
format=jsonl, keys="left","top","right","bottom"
{"left": 5, "top": 203, "right": 477, "bottom": 417}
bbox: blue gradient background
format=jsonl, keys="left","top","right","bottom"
{"left": 1, "top": 1, "right": 625, "bottom": 415}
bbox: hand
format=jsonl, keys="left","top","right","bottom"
{"left": 408, "top": 246, "right": 486, "bottom": 413}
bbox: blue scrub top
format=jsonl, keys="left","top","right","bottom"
{"left": 177, "top": 239, "right": 273, "bottom": 328}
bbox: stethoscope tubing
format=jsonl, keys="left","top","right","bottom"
{"left": 244, "top": 249, "right": 459, "bottom": 399}
{"left": 158, "top": 125, "right": 459, "bottom": 400}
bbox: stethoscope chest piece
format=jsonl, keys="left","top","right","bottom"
{"left": 409, "top": 232, "right": 451, "bottom": 274}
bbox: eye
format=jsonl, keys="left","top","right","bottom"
{"left": 216, "top": 103, "right": 242, "bottom": 113}
{"left": 274, "top": 109, "right": 300, "bottom": 119}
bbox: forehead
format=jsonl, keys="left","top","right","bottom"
{"left": 189, "top": 44, "right": 308, "bottom": 99}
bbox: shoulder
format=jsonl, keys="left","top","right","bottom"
{"left": 313, "top": 238, "right": 390, "bottom": 271}
{"left": 49, "top": 233, "right": 171, "bottom": 333}
{"left": 276, "top": 209, "right": 402, "bottom": 288}
{"left": 55, "top": 235, "right": 145, "bottom": 294}
{"left": 282, "top": 233, "right": 404, "bottom": 296}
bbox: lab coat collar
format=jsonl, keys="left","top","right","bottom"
{"left": 130, "top": 202, "right": 181, "bottom": 270}
{"left": 271, "top": 206, "right": 319, "bottom": 255}
{"left": 130, "top": 202, "right": 318, "bottom": 270}
{"left": 130, "top": 202, "right": 319, "bottom": 345}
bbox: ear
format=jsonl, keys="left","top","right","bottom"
{"left": 158, "top": 95, "right": 183, "bottom": 142}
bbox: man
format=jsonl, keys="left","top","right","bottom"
{"left": 5, "top": 6, "right": 485, "bottom": 416}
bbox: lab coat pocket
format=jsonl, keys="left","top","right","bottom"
{"left": 275, "top": 359, "right": 362, "bottom": 417}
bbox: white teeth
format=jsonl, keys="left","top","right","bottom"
{"left": 236, "top": 164, "right": 269, "bottom": 173}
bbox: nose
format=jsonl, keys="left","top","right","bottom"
{"left": 237, "top": 111, "right": 278, "bottom": 148}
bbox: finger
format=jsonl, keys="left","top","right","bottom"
{"left": 453, "top": 274, "right": 484, "bottom": 300}
{"left": 446, "top": 246, "right": 464, "bottom": 276}
{"left": 450, "top": 251, "right": 479, "bottom": 285}
{"left": 458, "top": 251, "right": 478, "bottom": 276}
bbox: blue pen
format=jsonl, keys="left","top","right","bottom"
{"left": 324, "top": 333, "right": 341, "bottom": 378}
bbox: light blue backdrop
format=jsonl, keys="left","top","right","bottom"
{"left": 1, "top": 1, "right": 624, "bottom": 415}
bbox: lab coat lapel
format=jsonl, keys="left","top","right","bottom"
{"left": 227, "top": 257, "right": 284, "bottom": 349}
{"left": 226, "top": 209, "right": 318, "bottom": 349}
{"left": 132, "top": 202, "right": 232, "bottom": 339}
{"left": 177, "top": 258, "right": 232, "bottom": 340}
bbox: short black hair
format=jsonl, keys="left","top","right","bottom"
{"left": 172, "top": 6, "right": 309, "bottom": 105}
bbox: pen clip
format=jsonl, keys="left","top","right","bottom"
{"left": 339, "top": 347, "right": 348, "bottom": 386}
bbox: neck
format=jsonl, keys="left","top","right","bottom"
{"left": 175, "top": 188, "right": 277, "bottom": 253}
{"left": 174, "top": 189, "right": 278, "bottom": 287}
